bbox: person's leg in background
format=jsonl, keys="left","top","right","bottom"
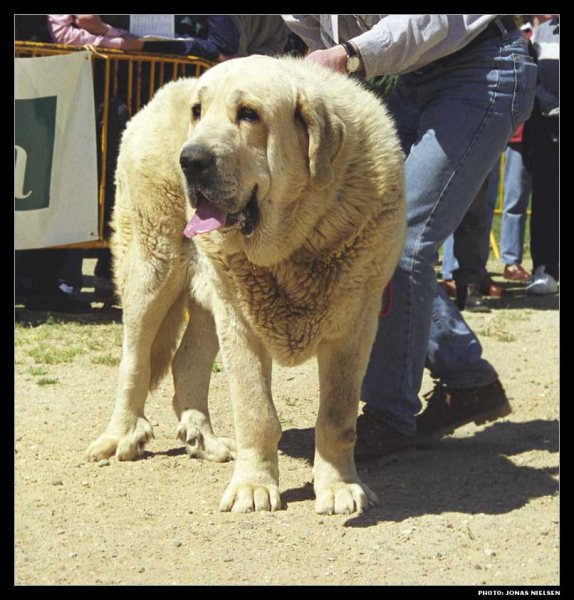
{"left": 441, "top": 159, "right": 505, "bottom": 312}
{"left": 60, "top": 249, "right": 85, "bottom": 295}
{"left": 451, "top": 179, "right": 492, "bottom": 312}
{"left": 500, "top": 142, "right": 532, "bottom": 281}
{"left": 15, "top": 248, "right": 91, "bottom": 313}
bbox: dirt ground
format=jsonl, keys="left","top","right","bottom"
{"left": 15, "top": 258, "right": 559, "bottom": 586}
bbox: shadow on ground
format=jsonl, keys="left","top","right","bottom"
{"left": 15, "top": 305, "right": 122, "bottom": 326}
{"left": 279, "top": 418, "right": 559, "bottom": 525}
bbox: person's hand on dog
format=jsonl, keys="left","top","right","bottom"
{"left": 306, "top": 43, "right": 364, "bottom": 75}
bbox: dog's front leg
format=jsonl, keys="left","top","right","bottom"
{"left": 215, "top": 307, "right": 282, "bottom": 513}
{"left": 314, "top": 312, "right": 381, "bottom": 515}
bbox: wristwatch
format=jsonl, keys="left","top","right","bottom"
{"left": 341, "top": 41, "right": 362, "bottom": 74}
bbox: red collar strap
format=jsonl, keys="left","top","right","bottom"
{"left": 379, "top": 280, "right": 393, "bottom": 318}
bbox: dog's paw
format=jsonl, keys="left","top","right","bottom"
{"left": 176, "top": 417, "right": 235, "bottom": 463}
{"left": 314, "top": 481, "right": 379, "bottom": 516}
{"left": 85, "top": 435, "right": 120, "bottom": 462}
{"left": 85, "top": 418, "right": 154, "bottom": 462}
{"left": 219, "top": 480, "right": 282, "bottom": 513}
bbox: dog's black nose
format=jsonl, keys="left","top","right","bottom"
{"left": 179, "top": 144, "right": 215, "bottom": 182}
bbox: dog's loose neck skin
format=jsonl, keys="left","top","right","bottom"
{"left": 191, "top": 176, "right": 401, "bottom": 366}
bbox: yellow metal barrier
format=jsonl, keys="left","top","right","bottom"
{"left": 15, "top": 41, "right": 214, "bottom": 249}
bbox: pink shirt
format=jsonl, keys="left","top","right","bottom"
{"left": 47, "top": 15, "right": 129, "bottom": 49}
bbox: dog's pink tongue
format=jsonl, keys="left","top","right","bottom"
{"left": 184, "top": 198, "right": 227, "bottom": 238}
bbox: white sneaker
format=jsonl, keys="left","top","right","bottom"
{"left": 525, "top": 266, "right": 559, "bottom": 295}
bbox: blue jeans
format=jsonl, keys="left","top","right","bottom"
{"left": 361, "top": 31, "right": 537, "bottom": 436}
{"left": 500, "top": 143, "right": 532, "bottom": 265}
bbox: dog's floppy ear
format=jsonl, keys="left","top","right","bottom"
{"left": 296, "top": 89, "right": 346, "bottom": 190}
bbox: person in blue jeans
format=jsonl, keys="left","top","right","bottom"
{"left": 500, "top": 136, "right": 533, "bottom": 280}
{"left": 284, "top": 15, "right": 537, "bottom": 459}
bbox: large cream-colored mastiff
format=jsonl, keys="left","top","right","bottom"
{"left": 87, "top": 56, "right": 406, "bottom": 515}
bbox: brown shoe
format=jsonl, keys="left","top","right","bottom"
{"left": 416, "top": 380, "right": 511, "bottom": 439}
{"left": 441, "top": 279, "right": 457, "bottom": 298}
{"left": 479, "top": 276, "right": 505, "bottom": 298}
{"left": 504, "top": 264, "right": 531, "bottom": 281}
{"left": 354, "top": 412, "right": 416, "bottom": 462}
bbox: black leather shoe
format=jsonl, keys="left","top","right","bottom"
{"left": 354, "top": 411, "right": 416, "bottom": 462}
{"left": 457, "top": 284, "right": 490, "bottom": 312}
{"left": 417, "top": 380, "right": 511, "bottom": 439}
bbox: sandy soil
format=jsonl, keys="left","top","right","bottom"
{"left": 15, "top": 259, "right": 559, "bottom": 586}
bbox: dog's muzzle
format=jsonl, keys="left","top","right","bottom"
{"left": 180, "top": 144, "right": 216, "bottom": 194}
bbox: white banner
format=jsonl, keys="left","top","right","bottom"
{"left": 15, "top": 51, "right": 99, "bottom": 249}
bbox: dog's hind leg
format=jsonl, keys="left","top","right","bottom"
{"left": 173, "top": 299, "right": 235, "bottom": 462}
{"left": 86, "top": 261, "right": 185, "bottom": 462}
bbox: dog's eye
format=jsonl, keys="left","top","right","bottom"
{"left": 237, "top": 106, "right": 260, "bottom": 123}
{"left": 192, "top": 103, "right": 202, "bottom": 121}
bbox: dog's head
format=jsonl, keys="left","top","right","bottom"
{"left": 179, "top": 56, "right": 346, "bottom": 265}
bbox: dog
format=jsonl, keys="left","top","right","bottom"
{"left": 86, "top": 55, "right": 406, "bottom": 515}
